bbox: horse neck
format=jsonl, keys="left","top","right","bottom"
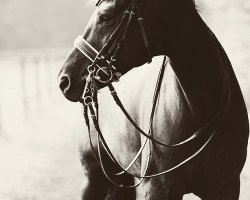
{"left": 159, "top": 9, "right": 228, "bottom": 122}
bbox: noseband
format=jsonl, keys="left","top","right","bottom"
{"left": 73, "top": 0, "right": 231, "bottom": 188}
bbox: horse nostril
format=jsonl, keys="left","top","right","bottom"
{"left": 59, "top": 76, "right": 70, "bottom": 93}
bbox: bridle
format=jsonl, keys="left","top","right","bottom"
{"left": 73, "top": 0, "right": 231, "bottom": 188}
{"left": 74, "top": 0, "right": 151, "bottom": 89}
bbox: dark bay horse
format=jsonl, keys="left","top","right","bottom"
{"left": 58, "top": 0, "right": 249, "bottom": 199}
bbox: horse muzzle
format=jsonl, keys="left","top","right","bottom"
{"left": 58, "top": 70, "right": 87, "bottom": 102}
{"left": 58, "top": 35, "right": 120, "bottom": 102}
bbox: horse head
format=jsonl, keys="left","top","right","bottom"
{"left": 58, "top": 0, "right": 196, "bottom": 102}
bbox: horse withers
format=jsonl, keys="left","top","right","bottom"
{"left": 58, "top": 0, "right": 249, "bottom": 199}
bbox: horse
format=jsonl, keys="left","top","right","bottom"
{"left": 58, "top": 0, "right": 249, "bottom": 199}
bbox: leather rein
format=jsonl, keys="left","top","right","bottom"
{"left": 73, "top": 0, "right": 231, "bottom": 188}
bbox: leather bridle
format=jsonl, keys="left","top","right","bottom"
{"left": 73, "top": 0, "right": 231, "bottom": 188}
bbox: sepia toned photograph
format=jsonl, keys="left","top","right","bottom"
{"left": 0, "top": 0, "right": 249, "bottom": 199}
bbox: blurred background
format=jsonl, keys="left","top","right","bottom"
{"left": 0, "top": 0, "right": 249, "bottom": 199}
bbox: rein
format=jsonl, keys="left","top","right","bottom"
{"left": 74, "top": 0, "right": 231, "bottom": 188}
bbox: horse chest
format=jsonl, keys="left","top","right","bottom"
{"left": 95, "top": 64, "right": 193, "bottom": 173}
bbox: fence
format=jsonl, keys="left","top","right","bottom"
{"left": 0, "top": 49, "right": 68, "bottom": 135}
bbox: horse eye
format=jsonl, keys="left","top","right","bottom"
{"left": 99, "top": 14, "right": 114, "bottom": 24}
